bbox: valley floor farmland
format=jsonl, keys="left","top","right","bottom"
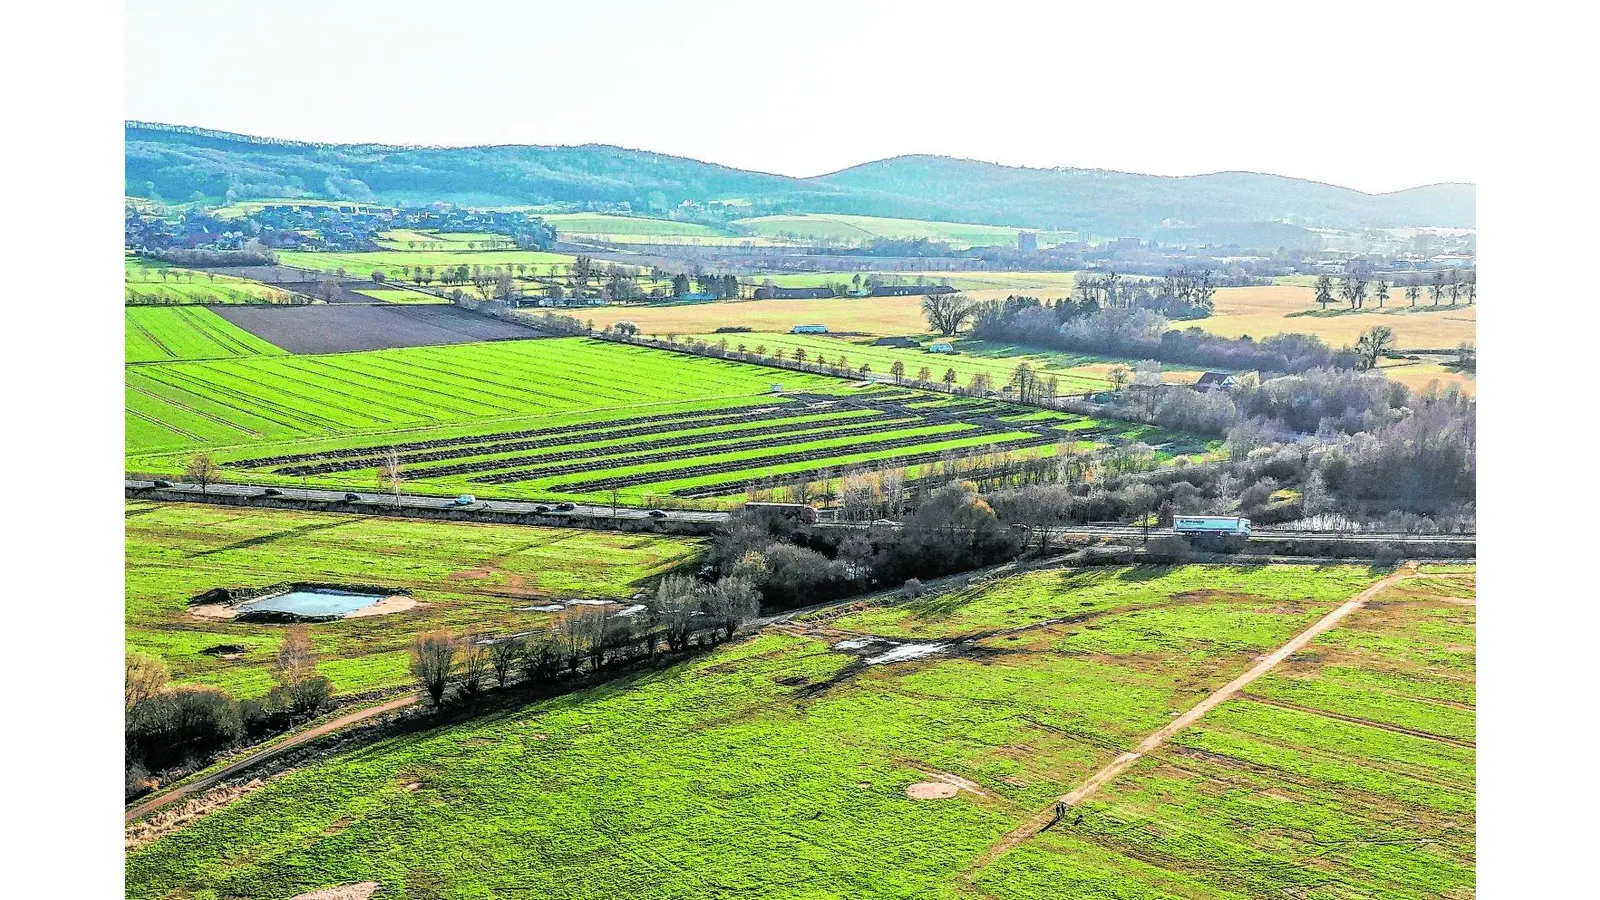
{"left": 126, "top": 562, "right": 1472, "bottom": 899}
{"left": 125, "top": 501, "right": 702, "bottom": 697}
{"left": 126, "top": 338, "right": 1180, "bottom": 506}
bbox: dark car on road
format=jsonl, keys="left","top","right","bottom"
{"left": 556, "top": 502, "right": 577, "bottom": 511}
{"left": 648, "top": 509, "right": 668, "bottom": 519}
{"left": 344, "top": 493, "right": 361, "bottom": 502}
{"left": 262, "top": 488, "right": 283, "bottom": 497}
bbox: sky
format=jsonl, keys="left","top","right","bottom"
{"left": 126, "top": 0, "right": 1478, "bottom": 194}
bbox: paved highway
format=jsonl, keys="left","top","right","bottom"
{"left": 124, "top": 479, "right": 729, "bottom": 524}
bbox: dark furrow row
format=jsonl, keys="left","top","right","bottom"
{"left": 547, "top": 427, "right": 1035, "bottom": 494}
{"left": 230, "top": 402, "right": 806, "bottom": 470}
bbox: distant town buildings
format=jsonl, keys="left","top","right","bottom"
{"left": 1017, "top": 231, "right": 1039, "bottom": 252}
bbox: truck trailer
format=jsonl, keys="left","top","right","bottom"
{"left": 1173, "top": 515, "right": 1251, "bottom": 536}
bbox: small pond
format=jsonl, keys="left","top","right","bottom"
{"left": 236, "top": 588, "right": 387, "bottom": 618}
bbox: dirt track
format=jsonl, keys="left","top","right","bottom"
{"left": 965, "top": 563, "right": 1420, "bottom": 877}
{"left": 125, "top": 694, "right": 417, "bottom": 824}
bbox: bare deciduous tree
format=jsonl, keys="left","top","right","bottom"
{"left": 126, "top": 653, "right": 169, "bottom": 709}
{"left": 651, "top": 574, "right": 700, "bottom": 652}
{"left": 921, "top": 292, "right": 977, "bottom": 336}
{"left": 702, "top": 576, "right": 761, "bottom": 642}
{"left": 378, "top": 448, "right": 405, "bottom": 509}
{"left": 185, "top": 452, "right": 224, "bottom": 496}
{"left": 409, "top": 630, "right": 457, "bottom": 707}
{"left": 488, "top": 636, "right": 523, "bottom": 689}
{"left": 1314, "top": 274, "right": 1335, "bottom": 310}
{"left": 457, "top": 634, "right": 489, "bottom": 698}
{"left": 1355, "top": 325, "right": 1397, "bottom": 371}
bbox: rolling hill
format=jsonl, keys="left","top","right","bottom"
{"left": 126, "top": 122, "right": 1475, "bottom": 242}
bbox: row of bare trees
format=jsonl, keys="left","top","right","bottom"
{"left": 1314, "top": 269, "right": 1476, "bottom": 311}
{"left": 407, "top": 576, "right": 761, "bottom": 707}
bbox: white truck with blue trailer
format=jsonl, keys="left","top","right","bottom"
{"left": 1172, "top": 515, "right": 1251, "bottom": 550}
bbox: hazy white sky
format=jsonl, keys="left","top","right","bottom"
{"left": 126, "top": 0, "right": 1478, "bottom": 194}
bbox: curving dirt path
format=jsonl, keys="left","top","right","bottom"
{"left": 965, "top": 563, "right": 1420, "bottom": 877}
{"left": 125, "top": 694, "right": 417, "bottom": 824}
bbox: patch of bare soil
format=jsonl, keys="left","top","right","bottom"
{"left": 125, "top": 778, "right": 265, "bottom": 852}
{"left": 290, "top": 883, "right": 381, "bottom": 900}
{"left": 188, "top": 603, "right": 238, "bottom": 620}
{"left": 344, "top": 595, "right": 419, "bottom": 618}
{"left": 215, "top": 303, "right": 540, "bottom": 354}
{"left": 906, "top": 782, "right": 960, "bottom": 799}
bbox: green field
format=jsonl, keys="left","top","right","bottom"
{"left": 975, "top": 570, "right": 1477, "bottom": 899}
{"left": 348, "top": 286, "right": 450, "bottom": 304}
{"left": 125, "top": 502, "right": 703, "bottom": 698}
{"left": 127, "top": 562, "right": 1473, "bottom": 898}
{"left": 126, "top": 338, "right": 1179, "bottom": 506}
{"left": 684, "top": 332, "right": 1208, "bottom": 393}
{"left": 279, "top": 249, "right": 580, "bottom": 279}
{"left": 126, "top": 307, "right": 283, "bottom": 363}
{"left": 125, "top": 257, "right": 301, "bottom": 305}
{"left": 734, "top": 213, "right": 1078, "bottom": 248}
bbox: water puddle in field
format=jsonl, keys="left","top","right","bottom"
{"left": 190, "top": 583, "right": 416, "bottom": 622}
{"left": 236, "top": 588, "right": 386, "bottom": 617}
{"left": 517, "top": 604, "right": 565, "bottom": 613}
{"left": 865, "top": 642, "right": 950, "bottom": 665}
{"left": 613, "top": 604, "right": 648, "bottom": 617}
{"left": 832, "top": 636, "right": 951, "bottom": 665}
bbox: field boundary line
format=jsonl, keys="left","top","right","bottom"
{"left": 963, "top": 563, "right": 1420, "bottom": 879}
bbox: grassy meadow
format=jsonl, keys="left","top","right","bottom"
{"left": 348, "top": 286, "right": 450, "bottom": 304}
{"left": 126, "top": 562, "right": 1475, "bottom": 899}
{"left": 977, "top": 569, "right": 1476, "bottom": 899}
{"left": 125, "top": 501, "right": 703, "bottom": 697}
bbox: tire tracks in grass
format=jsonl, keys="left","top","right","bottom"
{"left": 961, "top": 563, "right": 1422, "bottom": 881}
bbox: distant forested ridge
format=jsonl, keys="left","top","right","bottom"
{"left": 126, "top": 122, "right": 1475, "bottom": 240}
